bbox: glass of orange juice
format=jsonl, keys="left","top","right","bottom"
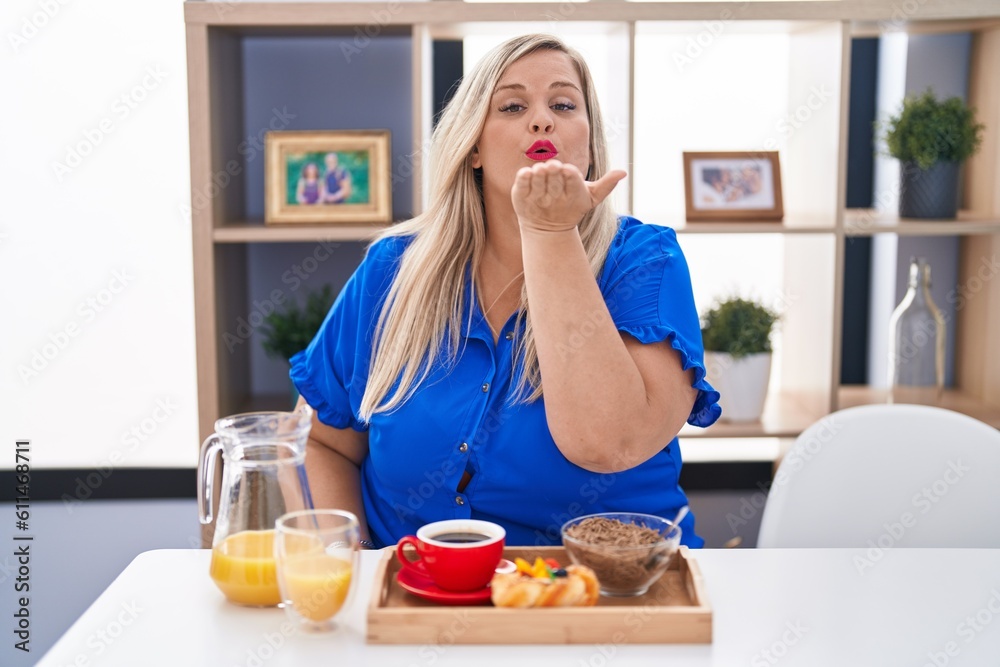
{"left": 275, "top": 509, "right": 360, "bottom": 631}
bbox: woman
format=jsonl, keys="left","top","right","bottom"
{"left": 295, "top": 162, "right": 323, "bottom": 205}
{"left": 290, "top": 34, "right": 720, "bottom": 549}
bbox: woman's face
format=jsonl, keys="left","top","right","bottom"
{"left": 472, "top": 49, "right": 591, "bottom": 202}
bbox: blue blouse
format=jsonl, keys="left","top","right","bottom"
{"left": 290, "top": 216, "right": 721, "bottom": 548}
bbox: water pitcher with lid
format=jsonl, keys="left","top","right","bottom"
{"left": 198, "top": 405, "right": 315, "bottom": 605}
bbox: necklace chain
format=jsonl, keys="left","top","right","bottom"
{"left": 480, "top": 270, "right": 524, "bottom": 335}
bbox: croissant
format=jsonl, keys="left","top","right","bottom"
{"left": 491, "top": 564, "right": 600, "bottom": 608}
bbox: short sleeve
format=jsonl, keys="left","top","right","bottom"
{"left": 599, "top": 217, "right": 721, "bottom": 427}
{"left": 289, "top": 236, "right": 410, "bottom": 431}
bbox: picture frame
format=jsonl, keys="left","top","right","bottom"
{"left": 682, "top": 151, "right": 784, "bottom": 222}
{"left": 265, "top": 130, "right": 392, "bottom": 224}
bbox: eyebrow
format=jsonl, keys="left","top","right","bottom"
{"left": 492, "top": 81, "right": 582, "bottom": 95}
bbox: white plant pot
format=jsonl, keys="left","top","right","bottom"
{"left": 703, "top": 352, "right": 772, "bottom": 423}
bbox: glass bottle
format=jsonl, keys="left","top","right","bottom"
{"left": 887, "top": 257, "right": 946, "bottom": 405}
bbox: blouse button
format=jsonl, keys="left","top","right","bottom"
{"left": 481, "top": 383, "right": 490, "bottom": 393}
{"left": 459, "top": 442, "right": 469, "bottom": 453}
{"left": 455, "top": 496, "right": 465, "bottom": 506}
{"left": 505, "top": 331, "right": 514, "bottom": 340}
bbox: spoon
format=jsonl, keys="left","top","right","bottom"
{"left": 669, "top": 505, "right": 689, "bottom": 532}
{"left": 642, "top": 506, "right": 689, "bottom": 571}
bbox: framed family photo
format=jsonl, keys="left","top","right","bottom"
{"left": 682, "top": 151, "right": 784, "bottom": 222}
{"left": 265, "top": 130, "right": 392, "bottom": 224}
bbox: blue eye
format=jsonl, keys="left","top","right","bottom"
{"left": 498, "top": 102, "right": 577, "bottom": 113}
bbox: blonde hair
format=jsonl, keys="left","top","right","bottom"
{"left": 359, "top": 34, "right": 619, "bottom": 421}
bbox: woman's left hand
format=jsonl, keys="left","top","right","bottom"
{"left": 512, "top": 160, "right": 627, "bottom": 234}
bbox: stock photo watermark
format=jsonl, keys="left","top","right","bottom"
{"left": 17, "top": 269, "right": 134, "bottom": 385}
{"left": 392, "top": 137, "right": 431, "bottom": 188}
{"left": 180, "top": 106, "right": 297, "bottom": 225}
{"left": 539, "top": 1, "right": 580, "bottom": 35}
{"left": 878, "top": 0, "right": 932, "bottom": 33}
{"left": 877, "top": 253, "right": 999, "bottom": 370}
{"left": 392, "top": 457, "right": 464, "bottom": 522}
{"left": 531, "top": 451, "right": 634, "bottom": 547}
{"left": 221, "top": 240, "right": 340, "bottom": 353}
{"left": 60, "top": 398, "right": 180, "bottom": 512}
{"left": 389, "top": 403, "right": 513, "bottom": 522}
{"left": 947, "top": 254, "right": 999, "bottom": 311}
{"left": 776, "top": 86, "right": 834, "bottom": 139}
{"left": 12, "top": 440, "right": 32, "bottom": 653}
{"left": 572, "top": 581, "right": 725, "bottom": 666}
{"left": 920, "top": 588, "right": 1000, "bottom": 667}
{"left": 238, "top": 622, "right": 296, "bottom": 667}
{"left": 845, "top": 162, "right": 967, "bottom": 236}
{"left": 50, "top": 66, "right": 168, "bottom": 181}
{"left": 853, "top": 459, "right": 969, "bottom": 574}
{"left": 672, "top": 2, "right": 752, "bottom": 72}
{"left": 234, "top": 577, "right": 372, "bottom": 667}
{"left": 406, "top": 609, "right": 474, "bottom": 667}
{"left": 388, "top": 408, "right": 629, "bottom": 545}
{"left": 55, "top": 600, "right": 143, "bottom": 666}
{"left": 553, "top": 250, "right": 661, "bottom": 362}
{"left": 750, "top": 620, "right": 809, "bottom": 667}
{"left": 340, "top": 1, "right": 405, "bottom": 64}
{"left": 725, "top": 413, "right": 841, "bottom": 534}
{"left": 7, "top": 0, "right": 73, "bottom": 53}
{"left": 707, "top": 81, "right": 836, "bottom": 172}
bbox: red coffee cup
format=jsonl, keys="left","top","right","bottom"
{"left": 396, "top": 520, "right": 505, "bottom": 592}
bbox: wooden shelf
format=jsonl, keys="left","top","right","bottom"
{"left": 679, "top": 392, "right": 828, "bottom": 439}
{"left": 673, "top": 222, "right": 835, "bottom": 235}
{"left": 645, "top": 213, "right": 836, "bottom": 235}
{"left": 213, "top": 221, "right": 391, "bottom": 243}
{"left": 184, "top": 1, "right": 1000, "bottom": 28}
{"left": 843, "top": 209, "right": 1000, "bottom": 236}
{"left": 852, "top": 17, "right": 1000, "bottom": 38}
{"left": 838, "top": 385, "right": 1000, "bottom": 429}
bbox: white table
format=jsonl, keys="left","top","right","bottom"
{"left": 39, "top": 548, "right": 1000, "bottom": 667}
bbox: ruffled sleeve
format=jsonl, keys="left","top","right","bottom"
{"left": 289, "top": 236, "right": 410, "bottom": 431}
{"left": 599, "top": 217, "right": 721, "bottom": 427}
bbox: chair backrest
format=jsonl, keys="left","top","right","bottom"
{"left": 757, "top": 404, "right": 1000, "bottom": 548}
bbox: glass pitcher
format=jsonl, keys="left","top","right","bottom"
{"left": 199, "top": 405, "right": 315, "bottom": 606}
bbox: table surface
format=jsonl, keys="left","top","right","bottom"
{"left": 38, "top": 548, "right": 1000, "bottom": 667}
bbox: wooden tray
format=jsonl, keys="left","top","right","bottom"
{"left": 366, "top": 546, "right": 712, "bottom": 644}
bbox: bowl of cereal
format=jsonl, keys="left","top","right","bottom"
{"left": 560, "top": 512, "right": 682, "bottom": 597}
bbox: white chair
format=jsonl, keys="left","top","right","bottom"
{"left": 757, "top": 404, "right": 1000, "bottom": 548}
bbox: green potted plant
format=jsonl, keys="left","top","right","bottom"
{"left": 880, "top": 89, "right": 985, "bottom": 219}
{"left": 260, "top": 284, "right": 336, "bottom": 406}
{"left": 701, "top": 297, "right": 779, "bottom": 423}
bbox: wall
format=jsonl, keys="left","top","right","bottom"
{"left": 0, "top": 0, "right": 197, "bottom": 469}
{"left": 237, "top": 34, "right": 414, "bottom": 397}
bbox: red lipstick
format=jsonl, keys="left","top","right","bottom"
{"left": 526, "top": 140, "right": 557, "bottom": 161}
